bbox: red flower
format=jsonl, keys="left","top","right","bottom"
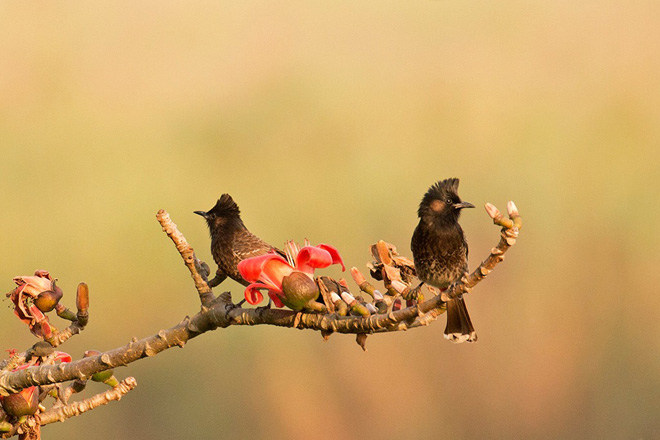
{"left": 237, "top": 242, "right": 344, "bottom": 310}
{"left": 0, "top": 384, "right": 39, "bottom": 418}
{"left": 7, "top": 271, "right": 62, "bottom": 338}
{"left": 0, "top": 351, "right": 70, "bottom": 418}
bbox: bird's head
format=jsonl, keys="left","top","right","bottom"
{"left": 195, "top": 193, "right": 242, "bottom": 230}
{"left": 418, "top": 178, "right": 474, "bottom": 223}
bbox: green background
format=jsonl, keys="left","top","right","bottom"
{"left": 2, "top": 1, "right": 659, "bottom": 439}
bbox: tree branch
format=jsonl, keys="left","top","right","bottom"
{"left": 0, "top": 202, "right": 521, "bottom": 396}
{"left": 156, "top": 209, "right": 214, "bottom": 306}
{"left": 38, "top": 377, "right": 137, "bottom": 426}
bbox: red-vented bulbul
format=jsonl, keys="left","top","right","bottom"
{"left": 411, "top": 178, "right": 477, "bottom": 343}
{"left": 195, "top": 194, "right": 284, "bottom": 288}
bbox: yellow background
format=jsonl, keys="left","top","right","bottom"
{"left": 2, "top": 1, "right": 659, "bottom": 439}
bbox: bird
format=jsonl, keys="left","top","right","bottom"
{"left": 411, "top": 178, "right": 477, "bottom": 343}
{"left": 195, "top": 194, "right": 284, "bottom": 289}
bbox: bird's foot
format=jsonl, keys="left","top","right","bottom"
{"left": 195, "top": 259, "right": 211, "bottom": 281}
{"left": 408, "top": 284, "right": 424, "bottom": 303}
{"left": 207, "top": 272, "right": 226, "bottom": 289}
{"left": 256, "top": 299, "right": 273, "bottom": 312}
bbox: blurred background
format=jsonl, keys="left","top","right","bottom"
{"left": 1, "top": 1, "right": 659, "bottom": 439}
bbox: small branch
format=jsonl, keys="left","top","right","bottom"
{"left": 440, "top": 201, "right": 521, "bottom": 302}
{"left": 57, "top": 379, "right": 87, "bottom": 405}
{"left": 38, "top": 377, "right": 137, "bottom": 426}
{"left": 45, "top": 321, "right": 86, "bottom": 348}
{"left": 156, "top": 210, "right": 214, "bottom": 306}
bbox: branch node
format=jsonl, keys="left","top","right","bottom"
{"left": 100, "top": 354, "right": 112, "bottom": 366}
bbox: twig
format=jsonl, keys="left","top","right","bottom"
{"left": 38, "top": 377, "right": 137, "bottom": 426}
{"left": 156, "top": 210, "right": 214, "bottom": 306}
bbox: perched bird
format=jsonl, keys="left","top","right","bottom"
{"left": 195, "top": 194, "right": 284, "bottom": 288}
{"left": 411, "top": 178, "right": 477, "bottom": 343}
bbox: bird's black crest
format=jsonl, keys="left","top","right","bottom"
{"left": 208, "top": 194, "right": 241, "bottom": 217}
{"left": 418, "top": 178, "right": 460, "bottom": 217}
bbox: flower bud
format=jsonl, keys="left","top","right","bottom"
{"left": 330, "top": 292, "right": 348, "bottom": 316}
{"left": 484, "top": 203, "right": 501, "bottom": 220}
{"left": 350, "top": 267, "right": 366, "bottom": 285}
{"left": 375, "top": 300, "right": 388, "bottom": 314}
{"left": 506, "top": 200, "right": 519, "bottom": 217}
{"left": 340, "top": 291, "right": 356, "bottom": 306}
{"left": 390, "top": 280, "right": 408, "bottom": 294}
{"left": 507, "top": 201, "right": 523, "bottom": 230}
{"left": 33, "top": 285, "right": 63, "bottom": 313}
{"left": 84, "top": 351, "right": 118, "bottom": 386}
{"left": 0, "top": 386, "right": 39, "bottom": 417}
{"left": 280, "top": 271, "right": 320, "bottom": 311}
{"left": 26, "top": 341, "right": 54, "bottom": 360}
{"left": 76, "top": 282, "right": 89, "bottom": 312}
{"left": 485, "top": 203, "right": 514, "bottom": 229}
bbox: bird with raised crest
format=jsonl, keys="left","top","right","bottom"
{"left": 195, "top": 194, "right": 285, "bottom": 290}
{"left": 411, "top": 178, "right": 477, "bottom": 343}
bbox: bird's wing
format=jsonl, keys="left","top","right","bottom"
{"left": 231, "top": 231, "right": 281, "bottom": 261}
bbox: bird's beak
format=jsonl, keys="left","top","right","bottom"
{"left": 194, "top": 211, "right": 208, "bottom": 218}
{"left": 453, "top": 201, "right": 475, "bottom": 210}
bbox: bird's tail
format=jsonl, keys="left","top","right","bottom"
{"left": 445, "top": 296, "right": 477, "bottom": 343}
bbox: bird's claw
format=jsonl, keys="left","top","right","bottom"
{"left": 195, "top": 259, "right": 211, "bottom": 281}
{"left": 256, "top": 299, "right": 273, "bottom": 312}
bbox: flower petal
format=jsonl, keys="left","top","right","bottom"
{"left": 238, "top": 254, "right": 277, "bottom": 283}
{"left": 268, "top": 291, "right": 285, "bottom": 308}
{"left": 237, "top": 253, "right": 293, "bottom": 288}
{"left": 243, "top": 284, "right": 266, "bottom": 305}
{"left": 260, "top": 257, "right": 294, "bottom": 288}
{"left": 296, "top": 244, "right": 345, "bottom": 275}
{"left": 316, "top": 244, "right": 345, "bottom": 271}
{"left": 243, "top": 283, "right": 284, "bottom": 305}
{"left": 54, "top": 352, "right": 72, "bottom": 363}
{"left": 295, "top": 246, "right": 332, "bottom": 275}
{"left": 14, "top": 275, "right": 53, "bottom": 294}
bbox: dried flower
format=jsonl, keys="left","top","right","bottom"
{"left": 0, "top": 365, "right": 39, "bottom": 418}
{"left": 8, "top": 270, "right": 62, "bottom": 337}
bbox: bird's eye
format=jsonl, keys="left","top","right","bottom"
{"left": 445, "top": 199, "right": 452, "bottom": 205}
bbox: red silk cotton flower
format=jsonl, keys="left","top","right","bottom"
{"left": 7, "top": 270, "right": 63, "bottom": 338}
{"left": 0, "top": 351, "right": 71, "bottom": 418}
{"left": 237, "top": 241, "right": 344, "bottom": 311}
